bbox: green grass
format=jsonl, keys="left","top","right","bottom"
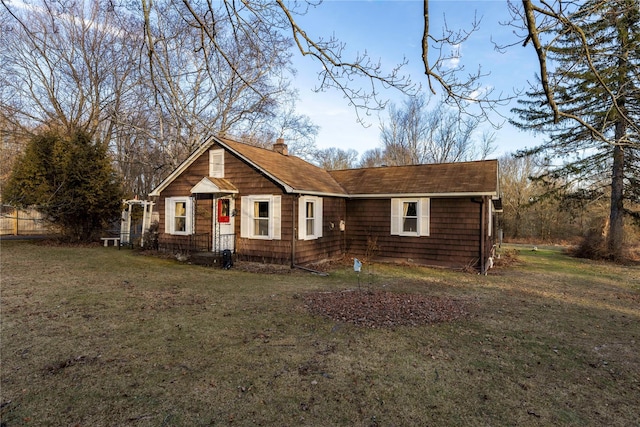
{"left": 1, "top": 241, "right": 639, "bottom": 426}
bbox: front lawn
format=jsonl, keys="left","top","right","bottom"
{"left": 1, "top": 241, "right": 638, "bottom": 426}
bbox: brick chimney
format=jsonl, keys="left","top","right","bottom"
{"left": 273, "top": 138, "right": 288, "bottom": 155}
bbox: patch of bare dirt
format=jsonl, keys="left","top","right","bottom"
{"left": 232, "top": 256, "right": 353, "bottom": 274}
{"left": 233, "top": 262, "right": 300, "bottom": 274}
{"left": 303, "top": 290, "right": 469, "bottom": 328}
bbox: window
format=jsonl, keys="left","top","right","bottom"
{"left": 254, "top": 201, "right": 270, "bottom": 236}
{"left": 240, "top": 195, "right": 281, "bottom": 240}
{"left": 306, "top": 202, "right": 315, "bottom": 235}
{"left": 165, "top": 197, "right": 194, "bottom": 235}
{"left": 209, "top": 149, "right": 224, "bottom": 178}
{"left": 402, "top": 201, "right": 418, "bottom": 233}
{"left": 175, "top": 201, "right": 187, "bottom": 232}
{"left": 391, "top": 198, "right": 429, "bottom": 237}
{"left": 298, "top": 196, "right": 323, "bottom": 240}
{"left": 218, "top": 199, "right": 230, "bottom": 223}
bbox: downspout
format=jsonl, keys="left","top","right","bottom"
{"left": 291, "top": 194, "right": 298, "bottom": 268}
{"left": 472, "top": 197, "right": 486, "bottom": 273}
{"left": 480, "top": 196, "right": 487, "bottom": 274}
{"left": 289, "top": 194, "right": 329, "bottom": 276}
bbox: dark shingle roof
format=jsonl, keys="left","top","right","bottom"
{"left": 219, "top": 137, "right": 348, "bottom": 196}
{"left": 150, "top": 134, "right": 499, "bottom": 198}
{"left": 328, "top": 160, "right": 499, "bottom": 196}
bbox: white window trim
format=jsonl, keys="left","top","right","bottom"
{"left": 209, "top": 149, "right": 224, "bottom": 178}
{"left": 298, "top": 196, "right": 323, "bottom": 240}
{"left": 390, "top": 198, "right": 430, "bottom": 237}
{"left": 165, "top": 196, "right": 194, "bottom": 235}
{"left": 240, "top": 195, "right": 281, "bottom": 240}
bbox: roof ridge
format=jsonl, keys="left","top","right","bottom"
{"left": 329, "top": 158, "right": 498, "bottom": 173}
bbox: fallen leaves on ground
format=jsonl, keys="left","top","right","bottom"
{"left": 303, "top": 290, "right": 469, "bottom": 328}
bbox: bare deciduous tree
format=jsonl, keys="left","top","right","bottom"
{"left": 0, "top": 0, "right": 137, "bottom": 140}
{"left": 160, "top": 0, "right": 418, "bottom": 125}
{"left": 499, "top": 153, "right": 541, "bottom": 239}
{"left": 358, "top": 147, "right": 387, "bottom": 168}
{"left": 378, "top": 94, "right": 495, "bottom": 166}
{"left": 0, "top": 0, "right": 154, "bottom": 195}
{"left": 314, "top": 147, "right": 359, "bottom": 170}
{"left": 234, "top": 96, "right": 319, "bottom": 161}
{"left": 1, "top": 0, "right": 320, "bottom": 197}
{"left": 139, "top": 1, "right": 301, "bottom": 160}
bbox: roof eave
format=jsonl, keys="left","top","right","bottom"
{"left": 347, "top": 191, "right": 498, "bottom": 199}
{"left": 290, "top": 190, "right": 349, "bottom": 198}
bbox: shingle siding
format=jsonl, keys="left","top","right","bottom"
{"left": 345, "top": 198, "right": 483, "bottom": 268}
{"left": 294, "top": 197, "right": 346, "bottom": 265}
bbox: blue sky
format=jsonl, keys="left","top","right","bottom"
{"left": 289, "top": 0, "right": 543, "bottom": 158}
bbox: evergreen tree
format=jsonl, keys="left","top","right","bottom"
{"left": 512, "top": 0, "right": 640, "bottom": 260}
{"left": 4, "top": 129, "right": 124, "bottom": 242}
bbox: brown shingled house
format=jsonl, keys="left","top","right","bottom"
{"left": 149, "top": 135, "right": 501, "bottom": 271}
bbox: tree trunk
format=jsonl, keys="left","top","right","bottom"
{"left": 608, "top": 141, "right": 625, "bottom": 260}
{"left": 607, "top": 6, "right": 634, "bottom": 261}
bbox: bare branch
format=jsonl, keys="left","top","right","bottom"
{"left": 520, "top": 0, "right": 638, "bottom": 146}
{"left": 522, "top": 0, "right": 559, "bottom": 122}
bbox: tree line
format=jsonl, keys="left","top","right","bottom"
{"left": 1, "top": 0, "right": 637, "bottom": 258}
{"left": 0, "top": 1, "right": 495, "bottom": 191}
{"left": 0, "top": 0, "right": 320, "bottom": 198}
